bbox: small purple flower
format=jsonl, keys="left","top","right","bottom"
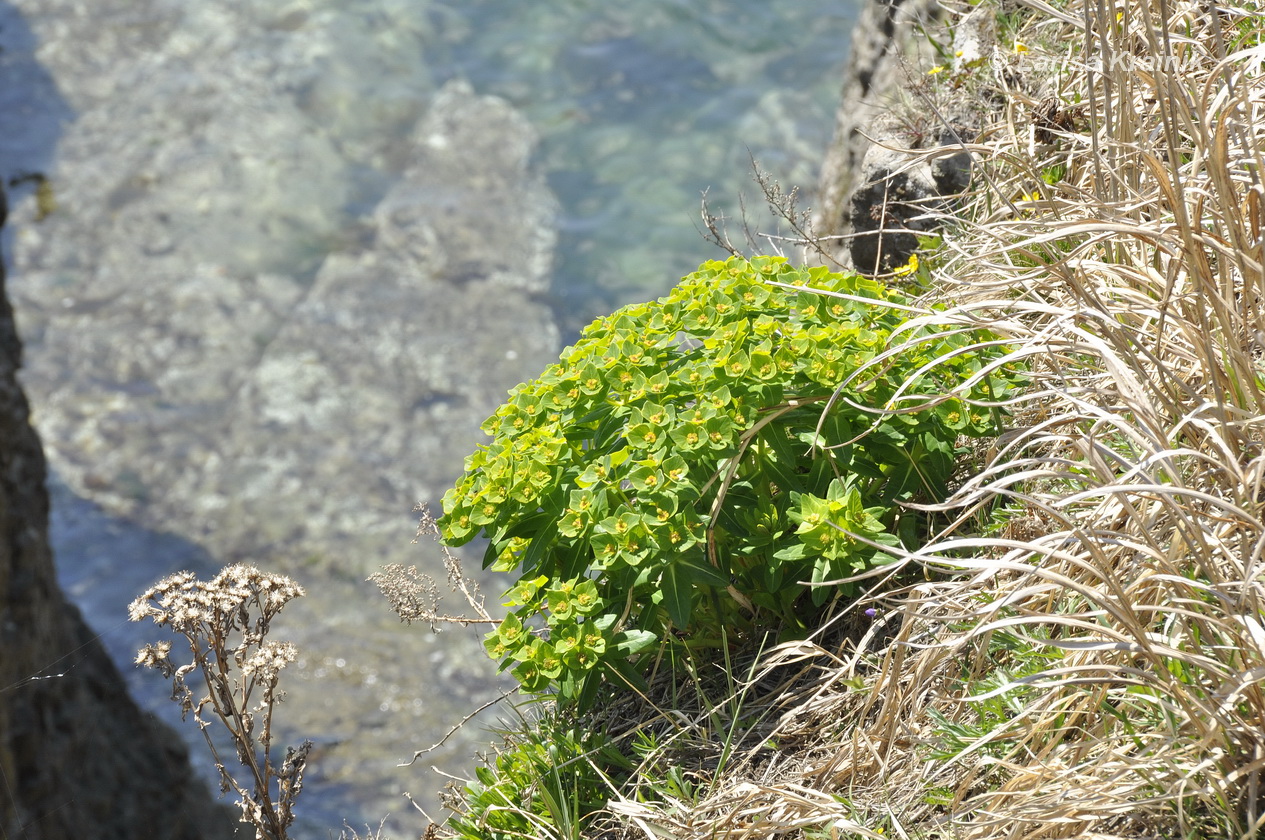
{"left": 864, "top": 608, "right": 878, "bottom": 618}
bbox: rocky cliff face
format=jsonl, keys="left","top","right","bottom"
{"left": 815, "top": 0, "right": 993, "bottom": 274}
{"left": 0, "top": 191, "right": 237, "bottom": 839}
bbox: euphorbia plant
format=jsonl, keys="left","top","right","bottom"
{"left": 440, "top": 255, "right": 1018, "bottom": 706}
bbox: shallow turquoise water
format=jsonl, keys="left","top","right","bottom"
{"left": 413, "top": 0, "right": 857, "bottom": 333}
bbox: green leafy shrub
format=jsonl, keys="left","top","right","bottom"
{"left": 440, "top": 255, "right": 1018, "bottom": 705}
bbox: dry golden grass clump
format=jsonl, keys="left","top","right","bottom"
{"left": 603, "top": 1, "right": 1265, "bottom": 838}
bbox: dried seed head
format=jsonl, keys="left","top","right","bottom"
{"left": 135, "top": 641, "right": 175, "bottom": 678}
{"left": 130, "top": 563, "right": 308, "bottom": 840}
{"left": 243, "top": 640, "right": 299, "bottom": 682}
{"left": 370, "top": 564, "right": 439, "bottom": 624}
{"left": 129, "top": 570, "right": 196, "bottom": 621}
{"left": 130, "top": 565, "right": 305, "bottom": 634}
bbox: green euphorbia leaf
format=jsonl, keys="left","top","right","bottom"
{"left": 613, "top": 629, "right": 658, "bottom": 656}
{"left": 660, "top": 563, "right": 692, "bottom": 629}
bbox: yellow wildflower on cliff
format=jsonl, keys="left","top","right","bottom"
{"left": 893, "top": 253, "right": 920, "bottom": 277}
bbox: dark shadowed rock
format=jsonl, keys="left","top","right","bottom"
{"left": 845, "top": 111, "right": 979, "bottom": 274}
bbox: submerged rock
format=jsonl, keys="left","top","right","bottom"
{"left": 10, "top": 17, "right": 559, "bottom": 577}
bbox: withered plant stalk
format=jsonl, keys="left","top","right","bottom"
{"left": 130, "top": 564, "right": 311, "bottom": 840}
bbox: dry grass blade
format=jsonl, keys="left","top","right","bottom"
{"left": 847, "top": 0, "right": 1265, "bottom": 835}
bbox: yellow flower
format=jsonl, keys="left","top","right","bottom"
{"left": 927, "top": 65, "right": 945, "bottom": 75}
{"left": 1017, "top": 190, "right": 1044, "bottom": 216}
{"left": 893, "top": 253, "right": 919, "bottom": 277}
{"left": 1013, "top": 40, "right": 1029, "bottom": 54}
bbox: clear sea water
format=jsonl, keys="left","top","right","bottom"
{"left": 3, "top": 0, "right": 859, "bottom": 836}
{"left": 408, "top": 2, "right": 856, "bottom": 332}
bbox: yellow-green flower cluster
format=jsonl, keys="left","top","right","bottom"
{"left": 440, "top": 256, "right": 1019, "bottom": 706}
